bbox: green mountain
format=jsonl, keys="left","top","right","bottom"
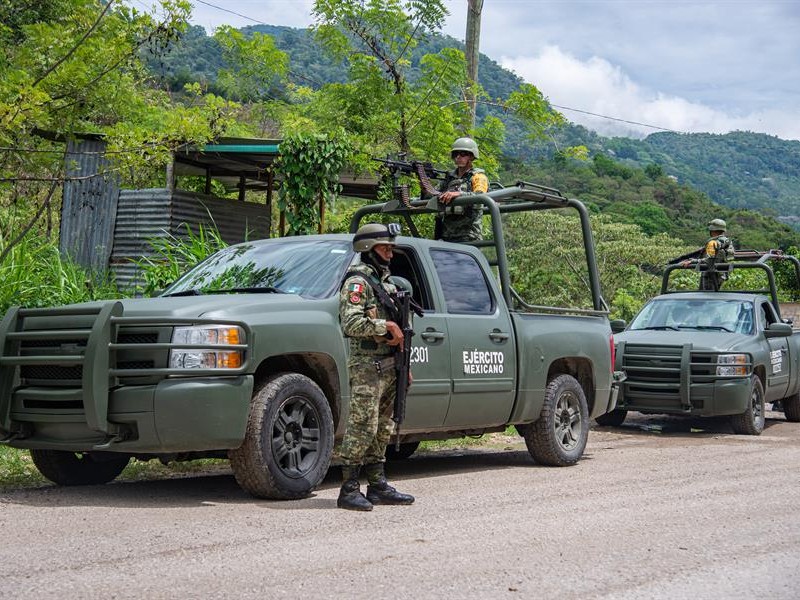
{"left": 148, "top": 24, "right": 800, "bottom": 243}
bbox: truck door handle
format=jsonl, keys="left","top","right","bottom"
{"left": 421, "top": 330, "right": 445, "bottom": 342}
{"left": 489, "top": 330, "right": 509, "bottom": 342}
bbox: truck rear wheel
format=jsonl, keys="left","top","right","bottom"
{"left": 782, "top": 392, "right": 800, "bottom": 422}
{"left": 229, "top": 372, "right": 334, "bottom": 499}
{"left": 29, "top": 450, "right": 129, "bottom": 486}
{"left": 730, "top": 376, "right": 765, "bottom": 435}
{"left": 524, "top": 374, "right": 589, "bottom": 466}
{"left": 595, "top": 408, "right": 628, "bottom": 427}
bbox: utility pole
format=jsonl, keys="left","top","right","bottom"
{"left": 465, "top": 0, "right": 484, "bottom": 129}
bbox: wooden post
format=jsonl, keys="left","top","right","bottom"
{"left": 465, "top": 0, "right": 484, "bottom": 129}
{"left": 204, "top": 168, "right": 211, "bottom": 195}
{"left": 238, "top": 175, "right": 246, "bottom": 202}
{"left": 265, "top": 169, "right": 273, "bottom": 238}
{"left": 318, "top": 192, "right": 325, "bottom": 234}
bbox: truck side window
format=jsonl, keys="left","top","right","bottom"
{"left": 761, "top": 302, "right": 777, "bottom": 327}
{"left": 390, "top": 247, "right": 433, "bottom": 311}
{"left": 430, "top": 249, "right": 494, "bottom": 314}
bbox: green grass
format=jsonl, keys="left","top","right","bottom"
{"left": 0, "top": 447, "right": 46, "bottom": 487}
{"left": 0, "top": 446, "right": 229, "bottom": 490}
{"left": 419, "top": 425, "right": 522, "bottom": 451}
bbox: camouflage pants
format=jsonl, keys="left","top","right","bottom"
{"left": 338, "top": 358, "right": 397, "bottom": 467}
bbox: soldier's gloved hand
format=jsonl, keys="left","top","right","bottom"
{"left": 385, "top": 321, "right": 404, "bottom": 350}
{"left": 440, "top": 191, "right": 460, "bottom": 204}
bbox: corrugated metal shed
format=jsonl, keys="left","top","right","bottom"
{"left": 110, "top": 189, "right": 270, "bottom": 291}
{"left": 59, "top": 138, "right": 120, "bottom": 273}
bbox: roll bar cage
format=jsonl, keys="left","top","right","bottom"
{"left": 661, "top": 250, "right": 800, "bottom": 318}
{"left": 349, "top": 181, "right": 607, "bottom": 314}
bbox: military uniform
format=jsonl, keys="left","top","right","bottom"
{"left": 699, "top": 232, "right": 735, "bottom": 291}
{"left": 437, "top": 166, "right": 489, "bottom": 242}
{"left": 338, "top": 262, "right": 399, "bottom": 469}
{"left": 335, "top": 226, "right": 415, "bottom": 511}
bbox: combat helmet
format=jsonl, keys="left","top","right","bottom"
{"left": 708, "top": 218, "right": 727, "bottom": 232}
{"left": 451, "top": 137, "right": 479, "bottom": 160}
{"left": 352, "top": 222, "right": 400, "bottom": 252}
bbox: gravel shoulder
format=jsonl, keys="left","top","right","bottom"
{"left": 1, "top": 409, "right": 798, "bottom": 599}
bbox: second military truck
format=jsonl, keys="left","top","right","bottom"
{"left": 0, "top": 183, "right": 621, "bottom": 498}
{"left": 607, "top": 251, "right": 800, "bottom": 434}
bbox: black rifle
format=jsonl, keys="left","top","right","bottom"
{"left": 391, "top": 289, "right": 424, "bottom": 448}
{"left": 668, "top": 247, "right": 704, "bottom": 265}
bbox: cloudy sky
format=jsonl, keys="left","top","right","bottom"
{"left": 160, "top": 0, "right": 800, "bottom": 141}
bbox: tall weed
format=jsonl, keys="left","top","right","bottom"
{"left": 0, "top": 236, "right": 121, "bottom": 314}
{"left": 135, "top": 223, "right": 229, "bottom": 296}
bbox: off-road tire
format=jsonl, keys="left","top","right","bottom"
{"left": 385, "top": 441, "right": 420, "bottom": 461}
{"left": 29, "top": 450, "right": 129, "bottom": 486}
{"left": 229, "top": 372, "right": 334, "bottom": 499}
{"left": 595, "top": 408, "right": 628, "bottom": 427}
{"left": 782, "top": 391, "right": 800, "bottom": 422}
{"left": 524, "top": 374, "right": 589, "bottom": 466}
{"left": 730, "top": 376, "right": 765, "bottom": 435}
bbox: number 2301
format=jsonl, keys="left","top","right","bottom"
{"left": 410, "top": 345, "right": 429, "bottom": 364}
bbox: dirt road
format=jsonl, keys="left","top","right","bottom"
{"left": 1, "top": 410, "right": 799, "bottom": 599}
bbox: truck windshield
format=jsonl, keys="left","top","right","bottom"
{"left": 161, "top": 240, "right": 353, "bottom": 299}
{"left": 629, "top": 298, "right": 754, "bottom": 334}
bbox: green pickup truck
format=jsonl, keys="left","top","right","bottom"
{"left": 0, "top": 182, "right": 621, "bottom": 498}
{"left": 606, "top": 251, "right": 800, "bottom": 434}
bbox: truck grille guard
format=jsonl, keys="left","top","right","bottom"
{"left": 618, "top": 341, "right": 752, "bottom": 411}
{"left": 0, "top": 302, "right": 252, "bottom": 444}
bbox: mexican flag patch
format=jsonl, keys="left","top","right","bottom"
{"left": 348, "top": 282, "right": 365, "bottom": 294}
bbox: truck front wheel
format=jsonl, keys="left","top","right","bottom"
{"left": 524, "top": 374, "right": 589, "bottom": 466}
{"left": 229, "top": 372, "right": 334, "bottom": 499}
{"left": 730, "top": 376, "right": 765, "bottom": 435}
{"left": 29, "top": 450, "right": 130, "bottom": 486}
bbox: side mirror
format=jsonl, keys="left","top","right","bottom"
{"left": 609, "top": 319, "right": 627, "bottom": 334}
{"left": 764, "top": 322, "right": 793, "bottom": 338}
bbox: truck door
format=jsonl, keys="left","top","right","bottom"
{"left": 391, "top": 246, "right": 451, "bottom": 429}
{"left": 761, "top": 301, "right": 790, "bottom": 400}
{"left": 429, "top": 248, "right": 516, "bottom": 428}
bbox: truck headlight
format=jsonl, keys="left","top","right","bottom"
{"left": 716, "top": 354, "right": 749, "bottom": 376}
{"left": 169, "top": 325, "right": 244, "bottom": 369}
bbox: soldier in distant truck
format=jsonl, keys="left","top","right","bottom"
{"left": 681, "top": 218, "right": 735, "bottom": 291}
{"left": 436, "top": 137, "right": 489, "bottom": 242}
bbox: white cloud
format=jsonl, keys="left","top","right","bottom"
{"left": 501, "top": 47, "right": 800, "bottom": 141}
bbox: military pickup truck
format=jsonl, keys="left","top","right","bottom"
{"left": 605, "top": 251, "right": 800, "bottom": 434}
{"left": 0, "top": 182, "right": 621, "bottom": 499}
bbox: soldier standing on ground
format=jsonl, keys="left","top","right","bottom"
{"left": 436, "top": 137, "right": 489, "bottom": 242}
{"left": 337, "top": 223, "right": 415, "bottom": 511}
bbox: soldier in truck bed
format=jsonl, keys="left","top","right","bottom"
{"left": 681, "top": 218, "right": 735, "bottom": 291}
{"left": 436, "top": 137, "right": 489, "bottom": 243}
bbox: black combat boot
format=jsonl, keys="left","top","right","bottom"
{"left": 337, "top": 466, "right": 373, "bottom": 511}
{"left": 364, "top": 463, "right": 415, "bottom": 505}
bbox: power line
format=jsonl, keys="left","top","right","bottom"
{"left": 551, "top": 104, "right": 678, "bottom": 133}
{"left": 193, "top": 0, "right": 269, "bottom": 26}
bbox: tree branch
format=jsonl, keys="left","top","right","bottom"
{"left": 0, "top": 179, "right": 59, "bottom": 265}
{"left": 32, "top": 0, "right": 117, "bottom": 87}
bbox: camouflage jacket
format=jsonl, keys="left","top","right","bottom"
{"left": 339, "top": 262, "right": 398, "bottom": 357}
{"left": 703, "top": 235, "right": 735, "bottom": 262}
{"left": 437, "top": 167, "right": 489, "bottom": 242}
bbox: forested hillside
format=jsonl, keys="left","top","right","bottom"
{"left": 554, "top": 129, "right": 800, "bottom": 229}
{"left": 148, "top": 24, "right": 800, "bottom": 231}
